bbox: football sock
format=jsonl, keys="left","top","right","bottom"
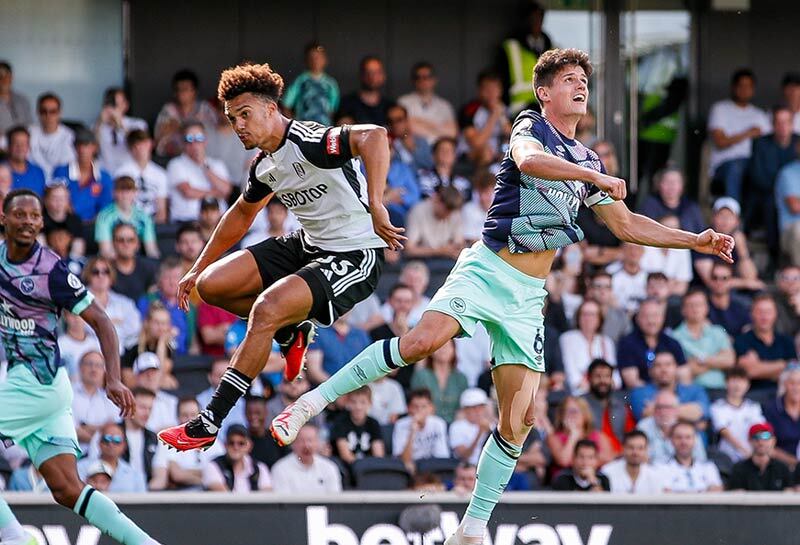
{"left": 0, "top": 497, "right": 25, "bottom": 541}
{"left": 462, "top": 430, "right": 522, "bottom": 537}
{"left": 204, "top": 367, "right": 252, "bottom": 428}
{"left": 315, "top": 338, "right": 406, "bottom": 405}
{"left": 73, "top": 486, "right": 152, "bottom": 545}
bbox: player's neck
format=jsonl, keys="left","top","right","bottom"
{"left": 258, "top": 116, "right": 290, "bottom": 154}
{"left": 6, "top": 240, "right": 36, "bottom": 263}
{"left": 542, "top": 110, "right": 578, "bottom": 139}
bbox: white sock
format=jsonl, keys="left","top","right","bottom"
{"left": 299, "top": 388, "right": 327, "bottom": 415}
{"left": 1, "top": 519, "right": 26, "bottom": 541}
{"left": 461, "top": 514, "right": 487, "bottom": 538}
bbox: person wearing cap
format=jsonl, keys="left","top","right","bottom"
{"left": 727, "top": 422, "right": 793, "bottom": 491}
{"left": 747, "top": 105, "right": 798, "bottom": 252}
{"left": 694, "top": 197, "right": 763, "bottom": 292}
{"left": 707, "top": 68, "right": 770, "bottom": 204}
{"left": 775, "top": 148, "right": 800, "bottom": 266}
{"left": 78, "top": 422, "right": 146, "bottom": 493}
{"left": 0, "top": 60, "right": 32, "bottom": 139}
{"left": 166, "top": 120, "right": 231, "bottom": 223}
{"left": 28, "top": 92, "right": 75, "bottom": 181}
{"left": 95, "top": 176, "right": 159, "bottom": 260}
{"left": 133, "top": 352, "right": 178, "bottom": 433}
{"left": 404, "top": 185, "right": 465, "bottom": 261}
{"left": 52, "top": 127, "right": 113, "bottom": 222}
{"left": 449, "top": 388, "right": 493, "bottom": 465}
{"left": 203, "top": 424, "right": 272, "bottom": 492}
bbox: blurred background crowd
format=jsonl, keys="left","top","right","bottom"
{"left": 1, "top": 0, "right": 800, "bottom": 497}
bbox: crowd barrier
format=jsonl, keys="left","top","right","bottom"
{"left": 5, "top": 491, "right": 798, "bottom": 545}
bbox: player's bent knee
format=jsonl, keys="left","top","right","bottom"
{"left": 249, "top": 294, "right": 283, "bottom": 333}
{"left": 402, "top": 331, "right": 442, "bottom": 363}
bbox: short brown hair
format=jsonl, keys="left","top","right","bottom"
{"left": 114, "top": 176, "right": 137, "bottom": 191}
{"left": 217, "top": 63, "right": 284, "bottom": 103}
{"left": 533, "top": 48, "right": 592, "bottom": 100}
{"left": 350, "top": 386, "right": 372, "bottom": 402}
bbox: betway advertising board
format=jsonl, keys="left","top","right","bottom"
{"left": 5, "top": 492, "right": 797, "bottom": 545}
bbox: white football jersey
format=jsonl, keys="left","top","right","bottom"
{"left": 243, "top": 120, "right": 387, "bottom": 252}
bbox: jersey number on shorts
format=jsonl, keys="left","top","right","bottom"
{"left": 318, "top": 256, "right": 354, "bottom": 280}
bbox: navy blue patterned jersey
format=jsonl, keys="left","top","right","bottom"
{"left": 482, "top": 109, "right": 614, "bottom": 254}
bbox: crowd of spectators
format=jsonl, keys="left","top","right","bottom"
{"left": 2, "top": 13, "right": 800, "bottom": 495}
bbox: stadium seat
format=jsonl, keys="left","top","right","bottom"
{"left": 381, "top": 423, "right": 394, "bottom": 456}
{"left": 155, "top": 223, "right": 180, "bottom": 259}
{"left": 171, "top": 354, "right": 215, "bottom": 397}
{"left": 415, "top": 457, "right": 460, "bottom": 483}
{"left": 707, "top": 446, "right": 734, "bottom": 481}
{"left": 331, "top": 456, "right": 353, "bottom": 490}
{"left": 351, "top": 457, "right": 410, "bottom": 490}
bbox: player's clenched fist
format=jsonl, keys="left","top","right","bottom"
{"left": 593, "top": 172, "right": 627, "bottom": 201}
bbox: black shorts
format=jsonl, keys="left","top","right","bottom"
{"left": 247, "top": 231, "right": 384, "bottom": 326}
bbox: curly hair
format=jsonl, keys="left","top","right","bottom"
{"left": 533, "top": 48, "right": 593, "bottom": 98}
{"left": 217, "top": 63, "right": 284, "bottom": 103}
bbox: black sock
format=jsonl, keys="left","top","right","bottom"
{"left": 205, "top": 368, "right": 251, "bottom": 427}
{"left": 274, "top": 324, "right": 297, "bottom": 345}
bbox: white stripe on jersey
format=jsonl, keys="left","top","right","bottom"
{"left": 289, "top": 123, "right": 327, "bottom": 142}
{"left": 332, "top": 249, "right": 377, "bottom": 296}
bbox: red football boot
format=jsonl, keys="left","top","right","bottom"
{"left": 279, "top": 321, "right": 316, "bottom": 382}
{"left": 158, "top": 412, "right": 218, "bottom": 452}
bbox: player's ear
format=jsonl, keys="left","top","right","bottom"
{"left": 535, "top": 85, "right": 548, "bottom": 103}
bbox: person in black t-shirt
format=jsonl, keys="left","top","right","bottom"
{"left": 551, "top": 439, "right": 610, "bottom": 492}
{"left": 244, "top": 395, "right": 287, "bottom": 468}
{"left": 111, "top": 223, "right": 158, "bottom": 302}
{"left": 728, "top": 423, "right": 793, "bottom": 491}
{"left": 338, "top": 57, "right": 394, "bottom": 126}
{"left": 329, "top": 386, "right": 385, "bottom": 467}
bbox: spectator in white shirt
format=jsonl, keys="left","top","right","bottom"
{"left": 708, "top": 69, "right": 770, "bottom": 203}
{"left": 368, "top": 375, "right": 407, "bottom": 426}
{"left": 449, "top": 389, "right": 493, "bottom": 465}
{"left": 601, "top": 430, "right": 664, "bottom": 494}
{"left": 271, "top": 424, "right": 342, "bottom": 493}
{"left": 114, "top": 129, "right": 168, "bottom": 223}
{"left": 94, "top": 87, "right": 148, "bottom": 173}
{"left": 609, "top": 242, "right": 647, "bottom": 315}
{"left": 71, "top": 350, "right": 121, "bottom": 454}
{"left": 123, "top": 387, "right": 168, "bottom": 491}
{"left": 659, "top": 420, "right": 723, "bottom": 492}
{"left": 559, "top": 300, "right": 617, "bottom": 394}
{"left": 28, "top": 92, "right": 75, "bottom": 180}
{"left": 398, "top": 62, "right": 458, "bottom": 144}
{"left": 203, "top": 425, "right": 271, "bottom": 492}
{"left": 133, "top": 351, "right": 178, "bottom": 433}
{"left": 83, "top": 256, "right": 141, "bottom": 353}
{"left": 461, "top": 169, "right": 495, "bottom": 245}
{"left": 77, "top": 422, "right": 147, "bottom": 493}
{"left": 163, "top": 398, "right": 224, "bottom": 491}
{"left": 166, "top": 120, "right": 231, "bottom": 222}
{"left": 710, "top": 367, "right": 765, "bottom": 463}
{"left": 58, "top": 310, "right": 101, "bottom": 380}
{"left": 393, "top": 389, "right": 450, "bottom": 469}
{"left": 640, "top": 215, "right": 693, "bottom": 295}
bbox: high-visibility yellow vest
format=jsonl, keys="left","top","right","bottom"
{"left": 503, "top": 38, "right": 538, "bottom": 115}
{"left": 639, "top": 92, "right": 678, "bottom": 144}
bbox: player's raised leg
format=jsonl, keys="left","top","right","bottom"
{"left": 446, "top": 364, "right": 540, "bottom": 545}
{"left": 160, "top": 274, "right": 313, "bottom": 450}
{"left": 270, "top": 310, "right": 461, "bottom": 446}
{"left": 195, "top": 247, "right": 313, "bottom": 378}
{"left": 38, "top": 454, "right": 162, "bottom": 545}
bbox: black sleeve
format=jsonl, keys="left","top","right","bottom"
{"left": 329, "top": 417, "right": 351, "bottom": 442}
{"left": 242, "top": 152, "right": 274, "bottom": 203}
{"left": 599, "top": 474, "right": 611, "bottom": 491}
{"left": 121, "top": 346, "right": 138, "bottom": 369}
{"left": 298, "top": 125, "right": 355, "bottom": 169}
{"left": 366, "top": 417, "right": 383, "bottom": 444}
{"left": 551, "top": 473, "right": 574, "bottom": 491}
{"left": 727, "top": 462, "right": 746, "bottom": 490}
{"left": 66, "top": 213, "right": 85, "bottom": 240}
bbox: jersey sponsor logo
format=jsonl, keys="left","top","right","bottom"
{"left": 326, "top": 128, "right": 341, "bottom": 155}
{"left": 20, "top": 277, "right": 35, "bottom": 294}
{"left": 278, "top": 183, "right": 328, "bottom": 208}
{"left": 545, "top": 186, "right": 582, "bottom": 211}
{"left": 0, "top": 298, "right": 35, "bottom": 335}
{"left": 449, "top": 297, "right": 466, "bottom": 314}
{"left": 293, "top": 162, "right": 306, "bottom": 178}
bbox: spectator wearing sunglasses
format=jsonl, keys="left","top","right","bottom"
{"left": 78, "top": 422, "right": 147, "bottom": 493}
{"left": 706, "top": 262, "right": 751, "bottom": 337}
{"left": 110, "top": 223, "right": 159, "bottom": 302}
{"left": 83, "top": 256, "right": 142, "bottom": 354}
{"left": 28, "top": 92, "right": 75, "bottom": 181}
{"left": 166, "top": 120, "right": 231, "bottom": 222}
{"left": 728, "top": 422, "right": 793, "bottom": 491}
{"left": 203, "top": 424, "right": 272, "bottom": 492}
{"left": 398, "top": 62, "right": 457, "bottom": 144}
{"left": 95, "top": 176, "right": 159, "bottom": 260}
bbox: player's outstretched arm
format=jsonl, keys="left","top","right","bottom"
{"left": 80, "top": 301, "right": 135, "bottom": 417}
{"left": 512, "top": 140, "right": 627, "bottom": 200}
{"left": 349, "top": 124, "right": 407, "bottom": 250}
{"left": 177, "top": 195, "right": 268, "bottom": 311}
{"left": 593, "top": 200, "right": 735, "bottom": 263}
